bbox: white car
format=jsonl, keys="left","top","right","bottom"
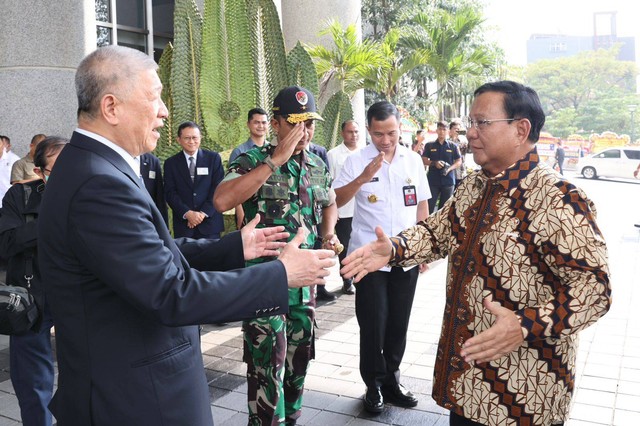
{"left": 577, "top": 147, "right": 640, "bottom": 180}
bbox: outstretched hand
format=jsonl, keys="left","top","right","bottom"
{"left": 241, "top": 215, "right": 289, "bottom": 260}
{"left": 460, "top": 297, "right": 525, "bottom": 364}
{"left": 279, "top": 228, "right": 336, "bottom": 288}
{"left": 340, "top": 226, "right": 392, "bottom": 283}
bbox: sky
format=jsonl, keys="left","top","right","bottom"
{"left": 482, "top": 0, "right": 640, "bottom": 66}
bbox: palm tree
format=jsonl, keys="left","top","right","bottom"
{"left": 355, "top": 28, "right": 431, "bottom": 102}
{"left": 405, "top": 6, "right": 497, "bottom": 119}
{"left": 306, "top": 19, "right": 389, "bottom": 99}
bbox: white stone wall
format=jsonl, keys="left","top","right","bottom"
{"left": 0, "top": 1, "right": 94, "bottom": 154}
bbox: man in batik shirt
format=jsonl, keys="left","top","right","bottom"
{"left": 342, "top": 81, "right": 611, "bottom": 426}
{"left": 214, "top": 86, "right": 339, "bottom": 425}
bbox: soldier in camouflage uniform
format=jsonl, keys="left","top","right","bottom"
{"left": 214, "top": 86, "right": 339, "bottom": 425}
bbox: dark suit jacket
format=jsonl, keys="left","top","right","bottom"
{"left": 38, "top": 131, "right": 289, "bottom": 426}
{"left": 140, "top": 152, "right": 168, "bottom": 225}
{"left": 309, "top": 143, "right": 328, "bottom": 168}
{"left": 164, "top": 149, "right": 224, "bottom": 238}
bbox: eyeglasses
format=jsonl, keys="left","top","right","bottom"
{"left": 462, "top": 116, "right": 522, "bottom": 131}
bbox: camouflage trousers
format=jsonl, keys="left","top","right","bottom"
{"left": 243, "top": 303, "right": 315, "bottom": 426}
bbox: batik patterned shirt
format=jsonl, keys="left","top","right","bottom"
{"left": 389, "top": 147, "right": 611, "bottom": 426}
{"left": 225, "top": 142, "right": 332, "bottom": 306}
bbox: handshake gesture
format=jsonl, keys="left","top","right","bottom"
{"left": 240, "top": 215, "right": 336, "bottom": 288}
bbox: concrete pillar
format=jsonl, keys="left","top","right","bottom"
{"left": 0, "top": 1, "right": 95, "bottom": 155}
{"left": 280, "top": 0, "right": 366, "bottom": 145}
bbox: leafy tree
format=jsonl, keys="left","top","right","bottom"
{"left": 526, "top": 47, "right": 638, "bottom": 137}
{"left": 306, "top": 19, "right": 388, "bottom": 98}
{"left": 361, "top": 28, "right": 430, "bottom": 101}
{"left": 404, "top": 5, "right": 496, "bottom": 119}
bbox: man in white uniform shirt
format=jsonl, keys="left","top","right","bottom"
{"left": 327, "top": 120, "right": 360, "bottom": 294}
{"left": 0, "top": 135, "right": 20, "bottom": 207}
{"left": 333, "top": 101, "right": 430, "bottom": 415}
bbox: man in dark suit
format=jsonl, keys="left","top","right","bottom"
{"left": 140, "top": 152, "right": 168, "bottom": 225}
{"left": 163, "top": 122, "right": 224, "bottom": 239}
{"left": 37, "top": 45, "right": 335, "bottom": 426}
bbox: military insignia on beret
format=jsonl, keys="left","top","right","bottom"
{"left": 296, "top": 91, "right": 308, "bottom": 106}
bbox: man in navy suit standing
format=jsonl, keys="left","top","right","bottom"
{"left": 164, "top": 121, "right": 224, "bottom": 239}
{"left": 140, "top": 152, "right": 168, "bottom": 225}
{"left": 37, "top": 45, "right": 336, "bottom": 426}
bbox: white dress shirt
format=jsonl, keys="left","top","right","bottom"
{"left": 327, "top": 142, "right": 361, "bottom": 218}
{"left": 333, "top": 143, "right": 430, "bottom": 271}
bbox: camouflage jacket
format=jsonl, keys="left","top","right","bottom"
{"left": 225, "top": 142, "right": 332, "bottom": 305}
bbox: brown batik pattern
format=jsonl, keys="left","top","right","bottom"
{"left": 389, "top": 148, "right": 611, "bottom": 426}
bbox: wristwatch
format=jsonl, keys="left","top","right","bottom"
{"left": 263, "top": 155, "right": 278, "bottom": 172}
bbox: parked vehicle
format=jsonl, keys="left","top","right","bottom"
{"left": 577, "top": 147, "right": 640, "bottom": 180}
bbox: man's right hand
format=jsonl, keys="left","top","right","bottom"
{"left": 271, "top": 122, "right": 305, "bottom": 166}
{"left": 340, "top": 226, "right": 392, "bottom": 282}
{"left": 278, "top": 228, "right": 336, "bottom": 288}
{"left": 357, "top": 152, "right": 384, "bottom": 184}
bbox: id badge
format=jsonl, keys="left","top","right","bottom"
{"left": 403, "top": 185, "right": 417, "bottom": 206}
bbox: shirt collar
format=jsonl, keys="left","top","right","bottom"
{"left": 475, "top": 146, "right": 539, "bottom": 192}
{"left": 183, "top": 150, "right": 198, "bottom": 162}
{"left": 75, "top": 128, "right": 140, "bottom": 177}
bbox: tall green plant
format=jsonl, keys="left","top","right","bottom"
{"left": 200, "top": 0, "right": 256, "bottom": 151}
{"left": 170, "top": 0, "right": 203, "bottom": 134}
{"left": 156, "top": 43, "right": 175, "bottom": 160}
{"left": 306, "top": 19, "right": 387, "bottom": 98}
{"left": 247, "top": 0, "right": 288, "bottom": 110}
{"left": 286, "top": 42, "right": 320, "bottom": 99}
{"left": 321, "top": 91, "right": 354, "bottom": 149}
{"left": 286, "top": 42, "right": 327, "bottom": 147}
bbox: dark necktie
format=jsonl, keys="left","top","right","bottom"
{"left": 188, "top": 156, "right": 195, "bottom": 182}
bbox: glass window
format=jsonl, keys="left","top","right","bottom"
{"left": 95, "top": 0, "right": 110, "bottom": 22}
{"left": 95, "top": 0, "right": 173, "bottom": 58}
{"left": 624, "top": 150, "right": 640, "bottom": 160}
{"left": 117, "top": 30, "right": 147, "bottom": 53}
{"left": 599, "top": 149, "right": 620, "bottom": 159}
{"left": 116, "top": 0, "right": 145, "bottom": 29}
{"left": 153, "top": 0, "right": 174, "bottom": 35}
{"left": 97, "top": 26, "right": 112, "bottom": 47}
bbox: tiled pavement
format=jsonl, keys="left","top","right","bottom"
{"left": 1, "top": 177, "right": 640, "bottom": 425}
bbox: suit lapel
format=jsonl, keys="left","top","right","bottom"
{"left": 70, "top": 132, "right": 143, "bottom": 190}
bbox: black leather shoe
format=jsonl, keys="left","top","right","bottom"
{"left": 380, "top": 384, "right": 418, "bottom": 407}
{"left": 316, "top": 285, "right": 337, "bottom": 301}
{"left": 363, "top": 387, "right": 384, "bottom": 414}
{"left": 342, "top": 280, "right": 355, "bottom": 295}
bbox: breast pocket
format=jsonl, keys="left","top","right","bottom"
{"left": 258, "top": 183, "right": 289, "bottom": 224}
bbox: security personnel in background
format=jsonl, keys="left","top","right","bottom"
{"left": 213, "top": 86, "right": 339, "bottom": 425}
{"left": 422, "top": 121, "right": 461, "bottom": 213}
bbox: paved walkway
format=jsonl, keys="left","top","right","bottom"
{"left": 1, "top": 177, "right": 639, "bottom": 425}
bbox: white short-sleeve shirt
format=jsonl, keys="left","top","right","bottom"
{"left": 327, "top": 142, "right": 361, "bottom": 218}
{"left": 333, "top": 143, "right": 430, "bottom": 271}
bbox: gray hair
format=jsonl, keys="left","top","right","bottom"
{"left": 75, "top": 45, "right": 157, "bottom": 119}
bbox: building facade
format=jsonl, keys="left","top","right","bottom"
{"left": 0, "top": 0, "right": 362, "bottom": 155}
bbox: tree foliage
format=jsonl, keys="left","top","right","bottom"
{"left": 360, "top": 0, "right": 503, "bottom": 122}
{"left": 306, "top": 19, "right": 388, "bottom": 97}
{"left": 526, "top": 47, "right": 639, "bottom": 137}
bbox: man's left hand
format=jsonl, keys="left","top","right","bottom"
{"left": 241, "top": 215, "right": 289, "bottom": 260}
{"left": 460, "top": 297, "right": 525, "bottom": 364}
